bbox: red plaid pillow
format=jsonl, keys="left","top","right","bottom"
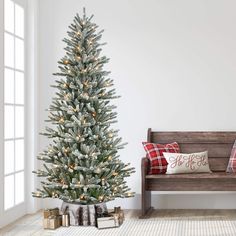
{"left": 226, "top": 140, "right": 236, "bottom": 172}
{"left": 142, "top": 142, "right": 180, "bottom": 174}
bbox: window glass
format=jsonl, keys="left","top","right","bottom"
{"left": 4, "top": 175, "right": 14, "bottom": 209}
{"left": 4, "top": 68, "right": 14, "bottom": 103}
{"left": 4, "top": 0, "right": 14, "bottom": 33}
{"left": 15, "top": 4, "right": 24, "bottom": 38}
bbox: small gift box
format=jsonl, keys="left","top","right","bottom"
{"left": 43, "top": 215, "right": 62, "bottom": 230}
{"left": 62, "top": 214, "right": 70, "bottom": 227}
{"left": 96, "top": 206, "right": 125, "bottom": 229}
{"left": 43, "top": 207, "right": 60, "bottom": 219}
{"left": 110, "top": 206, "right": 125, "bottom": 225}
{"left": 96, "top": 216, "right": 119, "bottom": 229}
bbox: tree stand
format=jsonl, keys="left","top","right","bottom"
{"left": 61, "top": 202, "right": 108, "bottom": 226}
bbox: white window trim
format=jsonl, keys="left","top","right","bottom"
{"left": 25, "top": 0, "right": 41, "bottom": 214}
{"left": 0, "top": 0, "right": 5, "bottom": 226}
{"left": 0, "top": 0, "right": 40, "bottom": 228}
{"left": 4, "top": 0, "right": 26, "bottom": 211}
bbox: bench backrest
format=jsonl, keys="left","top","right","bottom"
{"left": 148, "top": 129, "right": 236, "bottom": 172}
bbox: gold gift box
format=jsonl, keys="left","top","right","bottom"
{"left": 110, "top": 208, "right": 124, "bottom": 225}
{"left": 43, "top": 208, "right": 60, "bottom": 219}
{"left": 43, "top": 215, "right": 62, "bottom": 230}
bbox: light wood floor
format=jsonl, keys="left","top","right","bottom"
{"left": 1, "top": 210, "right": 236, "bottom": 236}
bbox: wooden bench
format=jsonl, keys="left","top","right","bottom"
{"left": 140, "top": 128, "right": 236, "bottom": 218}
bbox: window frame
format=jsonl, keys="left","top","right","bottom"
{"left": 0, "top": 0, "right": 40, "bottom": 228}
{"left": 0, "top": 0, "right": 32, "bottom": 228}
{"left": 3, "top": 0, "right": 26, "bottom": 211}
{"left": 0, "top": 0, "right": 5, "bottom": 225}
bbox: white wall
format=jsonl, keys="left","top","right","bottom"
{"left": 38, "top": 0, "right": 236, "bottom": 209}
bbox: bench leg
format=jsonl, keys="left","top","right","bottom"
{"left": 139, "top": 190, "right": 154, "bottom": 219}
{"left": 140, "top": 157, "right": 154, "bottom": 218}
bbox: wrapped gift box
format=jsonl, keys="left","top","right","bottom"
{"left": 110, "top": 211, "right": 124, "bottom": 225}
{"left": 43, "top": 215, "right": 62, "bottom": 230}
{"left": 43, "top": 208, "right": 60, "bottom": 219}
{"left": 97, "top": 216, "right": 119, "bottom": 229}
{"left": 109, "top": 207, "right": 124, "bottom": 225}
{"left": 43, "top": 208, "right": 62, "bottom": 230}
{"left": 97, "top": 207, "right": 125, "bottom": 229}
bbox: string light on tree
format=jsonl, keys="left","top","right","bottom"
{"left": 62, "top": 184, "right": 68, "bottom": 189}
{"left": 63, "top": 83, "right": 68, "bottom": 88}
{"left": 64, "top": 93, "right": 71, "bottom": 101}
{"left": 59, "top": 117, "right": 64, "bottom": 124}
{"left": 64, "top": 147, "right": 70, "bottom": 154}
{"left": 48, "top": 148, "right": 53, "bottom": 153}
{"left": 35, "top": 191, "right": 41, "bottom": 197}
{"left": 87, "top": 39, "right": 92, "bottom": 45}
{"left": 127, "top": 192, "right": 133, "bottom": 197}
{"left": 101, "top": 178, "right": 105, "bottom": 185}
{"left": 98, "top": 195, "right": 104, "bottom": 202}
{"left": 96, "top": 167, "right": 101, "bottom": 174}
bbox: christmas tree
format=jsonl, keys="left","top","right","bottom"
{"left": 32, "top": 9, "right": 135, "bottom": 205}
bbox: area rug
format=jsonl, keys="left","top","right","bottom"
{"left": 54, "top": 219, "right": 236, "bottom": 236}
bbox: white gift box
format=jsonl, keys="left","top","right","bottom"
{"left": 97, "top": 216, "right": 119, "bottom": 229}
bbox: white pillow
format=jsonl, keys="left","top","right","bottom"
{"left": 163, "top": 151, "right": 212, "bottom": 174}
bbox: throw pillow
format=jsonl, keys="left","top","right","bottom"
{"left": 142, "top": 142, "right": 180, "bottom": 174}
{"left": 163, "top": 151, "right": 211, "bottom": 174}
{"left": 226, "top": 140, "right": 236, "bottom": 173}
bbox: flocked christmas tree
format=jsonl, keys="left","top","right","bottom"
{"left": 32, "top": 9, "right": 135, "bottom": 205}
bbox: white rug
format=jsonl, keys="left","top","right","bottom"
{"left": 54, "top": 219, "right": 236, "bottom": 236}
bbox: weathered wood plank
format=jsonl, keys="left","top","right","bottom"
{"left": 146, "top": 172, "right": 236, "bottom": 179}
{"left": 180, "top": 143, "right": 232, "bottom": 158}
{"left": 146, "top": 178, "right": 236, "bottom": 191}
{"left": 151, "top": 132, "right": 236, "bottom": 144}
{"left": 208, "top": 157, "right": 228, "bottom": 171}
{"left": 147, "top": 128, "right": 151, "bottom": 142}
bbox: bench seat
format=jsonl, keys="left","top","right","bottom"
{"left": 145, "top": 172, "right": 236, "bottom": 192}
